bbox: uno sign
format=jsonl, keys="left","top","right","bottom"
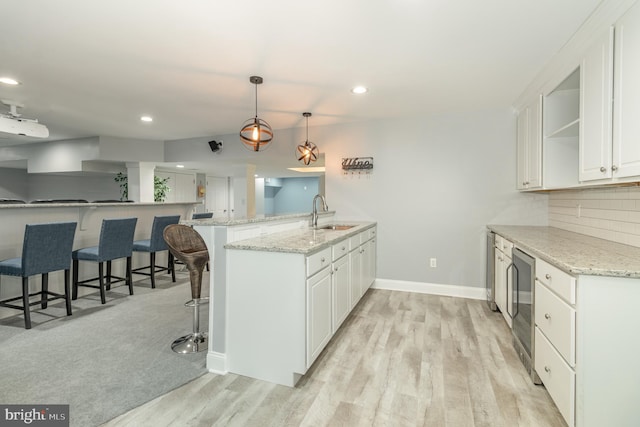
{"left": 342, "top": 157, "right": 373, "bottom": 171}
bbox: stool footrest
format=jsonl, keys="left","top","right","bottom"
{"left": 184, "top": 297, "right": 209, "bottom": 307}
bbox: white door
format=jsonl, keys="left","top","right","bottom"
{"left": 206, "top": 176, "right": 229, "bottom": 217}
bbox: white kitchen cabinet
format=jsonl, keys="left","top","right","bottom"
{"left": 533, "top": 256, "right": 640, "bottom": 427}
{"left": 226, "top": 225, "right": 377, "bottom": 387}
{"left": 307, "top": 265, "right": 333, "bottom": 367}
{"left": 155, "top": 170, "right": 197, "bottom": 202}
{"left": 576, "top": 17, "right": 640, "bottom": 184}
{"left": 579, "top": 26, "right": 614, "bottom": 182}
{"left": 493, "top": 234, "right": 513, "bottom": 327}
{"left": 349, "top": 241, "right": 362, "bottom": 309}
{"left": 533, "top": 258, "right": 578, "bottom": 427}
{"left": 612, "top": 1, "right": 640, "bottom": 179}
{"left": 517, "top": 95, "right": 543, "bottom": 190}
{"left": 361, "top": 238, "right": 376, "bottom": 293}
{"left": 331, "top": 253, "right": 350, "bottom": 332}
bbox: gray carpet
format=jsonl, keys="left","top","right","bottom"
{"left": 0, "top": 271, "right": 209, "bottom": 427}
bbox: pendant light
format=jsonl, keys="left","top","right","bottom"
{"left": 296, "top": 112, "right": 319, "bottom": 165}
{"left": 239, "top": 76, "right": 273, "bottom": 151}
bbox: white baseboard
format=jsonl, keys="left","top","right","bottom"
{"left": 206, "top": 351, "right": 227, "bottom": 375}
{"left": 372, "top": 278, "right": 486, "bottom": 300}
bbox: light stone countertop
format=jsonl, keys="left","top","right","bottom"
{"left": 0, "top": 201, "right": 197, "bottom": 209}
{"left": 182, "top": 211, "right": 335, "bottom": 227}
{"left": 225, "top": 221, "right": 376, "bottom": 255}
{"left": 488, "top": 225, "right": 640, "bottom": 278}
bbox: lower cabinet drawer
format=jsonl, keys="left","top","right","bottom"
{"left": 535, "top": 327, "right": 575, "bottom": 427}
{"left": 535, "top": 281, "right": 576, "bottom": 366}
{"left": 306, "top": 247, "right": 332, "bottom": 277}
{"left": 536, "top": 258, "right": 576, "bottom": 305}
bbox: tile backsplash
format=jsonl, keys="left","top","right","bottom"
{"left": 549, "top": 186, "right": 640, "bottom": 248}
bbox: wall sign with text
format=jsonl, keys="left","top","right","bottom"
{"left": 342, "top": 157, "right": 373, "bottom": 175}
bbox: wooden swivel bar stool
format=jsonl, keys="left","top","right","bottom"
{"left": 162, "top": 224, "right": 209, "bottom": 353}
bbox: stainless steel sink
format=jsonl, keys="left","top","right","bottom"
{"left": 318, "top": 224, "right": 355, "bottom": 231}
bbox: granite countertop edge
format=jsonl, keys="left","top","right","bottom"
{"left": 488, "top": 225, "right": 640, "bottom": 278}
{"left": 183, "top": 211, "right": 335, "bottom": 227}
{"left": 225, "top": 221, "right": 376, "bottom": 255}
{"left": 0, "top": 201, "right": 198, "bottom": 209}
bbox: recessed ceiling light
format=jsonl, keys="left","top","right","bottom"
{"left": 176, "top": 164, "right": 185, "bottom": 168}
{"left": 140, "top": 116, "right": 153, "bottom": 122}
{"left": 351, "top": 86, "right": 368, "bottom": 94}
{"left": 0, "top": 77, "right": 20, "bottom": 85}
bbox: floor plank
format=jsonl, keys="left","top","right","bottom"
{"left": 102, "top": 290, "right": 566, "bottom": 427}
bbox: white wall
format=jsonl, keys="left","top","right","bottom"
{"left": 27, "top": 173, "right": 121, "bottom": 201}
{"left": 0, "top": 168, "right": 28, "bottom": 200}
{"left": 316, "top": 109, "right": 548, "bottom": 288}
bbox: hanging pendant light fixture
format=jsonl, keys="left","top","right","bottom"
{"left": 296, "top": 112, "right": 319, "bottom": 165}
{"left": 239, "top": 76, "right": 273, "bottom": 152}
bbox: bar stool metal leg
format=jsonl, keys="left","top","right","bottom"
{"left": 171, "top": 297, "right": 208, "bottom": 353}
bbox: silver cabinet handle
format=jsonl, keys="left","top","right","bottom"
{"left": 600, "top": 166, "right": 606, "bottom": 172}
{"left": 545, "top": 313, "right": 551, "bottom": 320}
{"left": 612, "top": 165, "right": 618, "bottom": 171}
{"left": 342, "top": 246, "right": 346, "bottom": 251}
{"left": 544, "top": 366, "right": 551, "bottom": 373}
{"left": 321, "top": 257, "right": 325, "bottom": 263}
{"left": 545, "top": 273, "right": 551, "bottom": 280}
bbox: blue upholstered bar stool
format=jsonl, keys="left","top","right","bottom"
{"left": 0, "top": 222, "right": 77, "bottom": 329}
{"left": 72, "top": 217, "right": 137, "bottom": 304}
{"left": 163, "top": 224, "right": 209, "bottom": 353}
{"left": 132, "top": 215, "right": 180, "bottom": 288}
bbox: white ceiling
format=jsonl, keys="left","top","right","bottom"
{"left": 0, "top": 1, "right": 602, "bottom": 151}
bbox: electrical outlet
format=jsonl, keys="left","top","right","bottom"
{"left": 430, "top": 258, "right": 437, "bottom": 268}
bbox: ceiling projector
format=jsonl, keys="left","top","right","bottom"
{"left": 0, "top": 115, "right": 50, "bottom": 138}
{"left": 0, "top": 100, "right": 49, "bottom": 138}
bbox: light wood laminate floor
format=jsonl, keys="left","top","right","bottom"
{"left": 103, "top": 289, "right": 566, "bottom": 427}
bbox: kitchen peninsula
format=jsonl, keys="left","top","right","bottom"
{"left": 183, "top": 212, "right": 376, "bottom": 386}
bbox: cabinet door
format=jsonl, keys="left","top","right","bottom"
{"left": 174, "top": 172, "right": 196, "bottom": 202}
{"left": 613, "top": 2, "right": 640, "bottom": 179}
{"left": 494, "top": 249, "right": 513, "bottom": 327}
{"left": 332, "top": 255, "right": 350, "bottom": 332}
{"left": 516, "top": 109, "right": 529, "bottom": 190}
{"left": 367, "top": 237, "right": 376, "bottom": 288}
{"left": 349, "top": 248, "right": 362, "bottom": 308}
{"left": 307, "top": 267, "right": 332, "bottom": 368}
{"left": 360, "top": 242, "right": 371, "bottom": 297}
{"left": 517, "top": 96, "right": 543, "bottom": 190}
{"left": 579, "top": 26, "right": 614, "bottom": 182}
{"left": 494, "top": 251, "right": 506, "bottom": 314}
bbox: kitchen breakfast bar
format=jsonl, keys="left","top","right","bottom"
{"left": 0, "top": 201, "right": 196, "bottom": 322}
{"left": 184, "top": 212, "right": 376, "bottom": 386}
